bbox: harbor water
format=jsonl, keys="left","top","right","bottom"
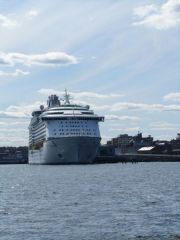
{"left": 0, "top": 163, "right": 180, "bottom": 240}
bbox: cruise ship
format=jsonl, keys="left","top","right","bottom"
{"left": 28, "top": 90, "right": 104, "bottom": 164}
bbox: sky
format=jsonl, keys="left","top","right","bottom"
{"left": 0, "top": 0, "right": 180, "bottom": 146}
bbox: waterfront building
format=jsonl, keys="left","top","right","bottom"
{"left": 108, "top": 132, "right": 154, "bottom": 154}
{"left": 138, "top": 143, "right": 172, "bottom": 155}
{"left": 170, "top": 133, "right": 180, "bottom": 154}
{"left": 0, "top": 146, "right": 28, "bottom": 164}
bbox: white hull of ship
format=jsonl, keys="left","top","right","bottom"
{"left": 28, "top": 136, "right": 100, "bottom": 164}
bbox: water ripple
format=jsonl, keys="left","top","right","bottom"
{"left": 0, "top": 163, "right": 180, "bottom": 240}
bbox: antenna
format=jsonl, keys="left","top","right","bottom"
{"left": 64, "top": 88, "right": 71, "bottom": 104}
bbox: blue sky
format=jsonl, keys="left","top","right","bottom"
{"left": 0, "top": 0, "right": 180, "bottom": 146}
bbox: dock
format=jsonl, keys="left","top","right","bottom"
{"left": 94, "top": 154, "right": 180, "bottom": 164}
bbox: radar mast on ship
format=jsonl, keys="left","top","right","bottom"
{"left": 64, "top": 88, "right": 72, "bottom": 105}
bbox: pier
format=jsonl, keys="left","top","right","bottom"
{"left": 94, "top": 154, "right": 180, "bottom": 164}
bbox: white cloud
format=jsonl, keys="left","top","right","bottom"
{"left": 0, "top": 14, "right": 17, "bottom": 27}
{"left": 73, "top": 91, "right": 123, "bottom": 99}
{"left": 0, "top": 9, "right": 39, "bottom": 30}
{"left": 0, "top": 9, "right": 39, "bottom": 29}
{"left": 110, "top": 127, "right": 140, "bottom": 132}
{"left": 110, "top": 102, "right": 180, "bottom": 112}
{"left": 0, "top": 119, "right": 29, "bottom": 146}
{"left": 26, "top": 10, "right": 39, "bottom": 18}
{"left": 0, "top": 101, "right": 43, "bottom": 118}
{"left": 91, "top": 101, "right": 180, "bottom": 112}
{"left": 0, "top": 112, "right": 29, "bottom": 118}
{"left": 0, "top": 52, "right": 78, "bottom": 67}
{"left": 133, "top": 0, "right": 180, "bottom": 30}
{"left": 150, "top": 121, "right": 177, "bottom": 130}
{"left": 0, "top": 128, "right": 28, "bottom": 133}
{"left": 0, "top": 69, "right": 30, "bottom": 77}
{"left": 0, "top": 135, "right": 27, "bottom": 146}
{"left": 105, "top": 114, "right": 140, "bottom": 121}
{"left": 154, "top": 134, "right": 173, "bottom": 140}
{"left": 164, "top": 92, "right": 180, "bottom": 102}
{"left": 151, "top": 127, "right": 175, "bottom": 131}
{"left": 0, "top": 121, "right": 29, "bottom": 126}
{"left": 38, "top": 89, "right": 124, "bottom": 100}
{"left": 133, "top": 4, "right": 158, "bottom": 18}
{"left": 38, "top": 88, "right": 60, "bottom": 96}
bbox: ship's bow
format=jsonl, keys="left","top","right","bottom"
{"left": 43, "top": 137, "right": 100, "bottom": 164}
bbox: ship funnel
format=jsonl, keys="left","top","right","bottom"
{"left": 47, "top": 95, "right": 61, "bottom": 108}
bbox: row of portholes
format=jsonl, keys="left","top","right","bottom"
{"left": 58, "top": 121, "right": 88, "bottom": 124}
{"left": 53, "top": 128, "right": 96, "bottom": 132}
{"left": 54, "top": 132, "right": 96, "bottom": 136}
{"left": 57, "top": 125, "right": 88, "bottom": 128}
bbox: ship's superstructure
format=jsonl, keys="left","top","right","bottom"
{"left": 29, "top": 90, "right": 104, "bottom": 164}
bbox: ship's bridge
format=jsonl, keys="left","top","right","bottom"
{"left": 40, "top": 90, "right": 104, "bottom": 122}
{"left": 31, "top": 90, "right": 104, "bottom": 122}
{"left": 41, "top": 107, "right": 104, "bottom": 121}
